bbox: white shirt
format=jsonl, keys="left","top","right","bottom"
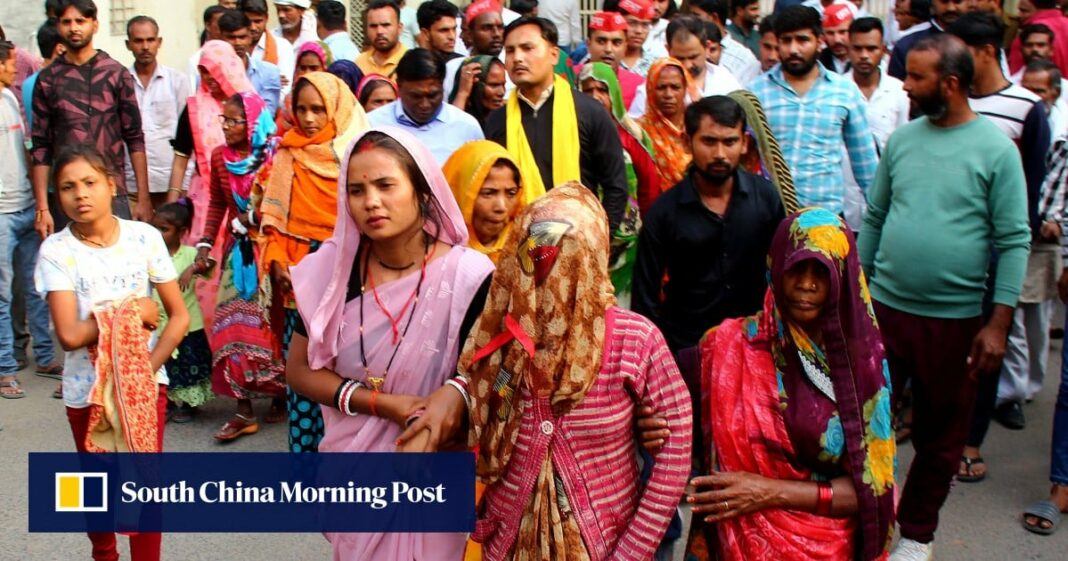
{"left": 272, "top": 11, "right": 319, "bottom": 53}
{"left": 400, "top": 6, "right": 420, "bottom": 49}
{"left": 538, "top": 0, "right": 581, "bottom": 48}
{"left": 627, "top": 62, "right": 743, "bottom": 118}
{"left": 124, "top": 64, "right": 190, "bottom": 194}
{"left": 0, "top": 89, "right": 33, "bottom": 213}
{"left": 322, "top": 31, "right": 359, "bottom": 63}
{"left": 720, "top": 33, "right": 761, "bottom": 86}
{"left": 644, "top": 19, "right": 670, "bottom": 60}
{"left": 253, "top": 32, "right": 296, "bottom": 98}
{"left": 35, "top": 220, "right": 177, "bottom": 408}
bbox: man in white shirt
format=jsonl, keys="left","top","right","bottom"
{"left": 243, "top": 0, "right": 294, "bottom": 95}
{"left": 125, "top": 16, "right": 190, "bottom": 209}
{"left": 1020, "top": 59, "right": 1068, "bottom": 139}
{"left": 644, "top": 0, "right": 672, "bottom": 59}
{"left": 686, "top": 0, "right": 761, "bottom": 84}
{"left": 272, "top": 0, "right": 318, "bottom": 51}
{"left": 537, "top": 0, "right": 582, "bottom": 51}
{"left": 316, "top": 0, "right": 359, "bottom": 62}
{"left": 842, "top": 16, "right": 909, "bottom": 229}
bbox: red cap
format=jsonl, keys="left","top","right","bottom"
{"left": 618, "top": 0, "right": 657, "bottom": 20}
{"left": 822, "top": 2, "right": 857, "bottom": 28}
{"left": 590, "top": 11, "right": 630, "bottom": 33}
{"left": 465, "top": 0, "right": 502, "bottom": 23}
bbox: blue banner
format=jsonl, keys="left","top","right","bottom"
{"left": 29, "top": 452, "right": 475, "bottom": 533}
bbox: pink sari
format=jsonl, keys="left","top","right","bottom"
{"left": 291, "top": 126, "right": 495, "bottom": 560}
{"left": 187, "top": 41, "right": 254, "bottom": 328}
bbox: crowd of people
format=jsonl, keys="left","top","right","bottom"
{"left": 4, "top": 0, "right": 1068, "bottom": 559}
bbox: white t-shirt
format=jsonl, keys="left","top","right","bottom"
{"left": 35, "top": 220, "right": 177, "bottom": 408}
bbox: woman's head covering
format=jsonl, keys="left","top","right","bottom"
{"left": 578, "top": 61, "right": 650, "bottom": 150}
{"left": 291, "top": 126, "right": 470, "bottom": 370}
{"left": 327, "top": 60, "right": 364, "bottom": 95}
{"left": 356, "top": 73, "right": 399, "bottom": 106}
{"left": 639, "top": 57, "right": 696, "bottom": 188}
{"left": 761, "top": 208, "right": 895, "bottom": 561}
{"left": 294, "top": 41, "right": 334, "bottom": 76}
{"left": 447, "top": 55, "right": 503, "bottom": 123}
{"left": 462, "top": 183, "right": 617, "bottom": 484}
{"left": 442, "top": 140, "right": 525, "bottom": 263}
{"left": 188, "top": 40, "right": 254, "bottom": 187}
{"left": 727, "top": 90, "right": 798, "bottom": 213}
{"left": 222, "top": 92, "right": 279, "bottom": 195}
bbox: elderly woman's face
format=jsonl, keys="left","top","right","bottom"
{"left": 471, "top": 162, "right": 520, "bottom": 246}
{"left": 781, "top": 259, "right": 830, "bottom": 330}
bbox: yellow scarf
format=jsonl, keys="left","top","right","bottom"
{"left": 505, "top": 75, "right": 580, "bottom": 202}
{"left": 443, "top": 140, "right": 526, "bottom": 264}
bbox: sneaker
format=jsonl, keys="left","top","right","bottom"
{"left": 890, "top": 538, "right": 933, "bottom": 561}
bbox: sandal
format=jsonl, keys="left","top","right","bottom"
{"left": 264, "top": 400, "right": 287, "bottom": 424}
{"left": 172, "top": 405, "right": 194, "bottom": 424}
{"left": 52, "top": 384, "right": 62, "bottom": 399}
{"left": 1023, "top": 500, "right": 1063, "bottom": 535}
{"left": 0, "top": 378, "right": 25, "bottom": 399}
{"left": 34, "top": 363, "right": 63, "bottom": 380}
{"left": 213, "top": 414, "right": 259, "bottom": 442}
{"left": 958, "top": 455, "right": 987, "bottom": 483}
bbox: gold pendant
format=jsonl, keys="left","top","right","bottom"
{"left": 368, "top": 377, "right": 385, "bottom": 392}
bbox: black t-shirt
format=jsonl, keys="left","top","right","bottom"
{"left": 171, "top": 106, "right": 193, "bottom": 156}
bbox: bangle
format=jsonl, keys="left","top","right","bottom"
{"left": 445, "top": 378, "right": 471, "bottom": 409}
{"left": 333, "top": 379, "right": 352, "bottom": 411}
{"left": 168, "top": 187, "right": 182, "bottom": 194}
{"left": 816, "top": 481, "right": 833, "bottom": 516}
{"left": 369, "top": 389, "right": 381, "bottom": 417}
{"left": 35, "top": 209, "right": 49, "bottom": 217}
{"left": 247, "top": 208, "right": 257, "bottom": 226}
{"left": 195, "top": 241, "right": 213, "bottom": 250}
{"left": 340, "top": 380, "right": 364, "bottom": 416}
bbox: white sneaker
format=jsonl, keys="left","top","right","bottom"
{"left": 889, "top": 538, "right": 934, "bottom": 561}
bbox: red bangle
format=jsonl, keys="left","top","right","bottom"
{"left": 369, "top": 389, "right": 380, "bottom": 417}
{"left": 816, "top": 482, "right": 833, "bottom": 516}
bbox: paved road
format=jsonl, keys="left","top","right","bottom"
{"left": 2, "top": 336, "right": 1067, "bottom": 560}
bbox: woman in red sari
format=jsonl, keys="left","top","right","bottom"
{"left": 690, "top": 208, "right": 896, "bottom": 561}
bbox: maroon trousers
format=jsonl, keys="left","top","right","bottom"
{"left": 65, "top": 386, "right": 167, "bottom": 561}
{"left": 874, "top": 301, "right": 983, "bottom": 544}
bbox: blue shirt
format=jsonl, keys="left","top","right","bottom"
{"left": 21, "top": 72, "right": 39, "bottom": 135}
{"left": 323, "top": 32, "right": 360, "bottom": 64}
{"left": 749, "top": 65, "right": 878, "bottom": 214}
{"left": 367, "top": 100, "right": 484, "bottom": 166}
{"left": 247, "top": 58, "right": 281, "bottom": 117}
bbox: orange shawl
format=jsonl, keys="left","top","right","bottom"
{"left": 638, "top": 58, "right": 698, "bottom": 190}
{"left": 263, "top": 31, "right": 279, "bottom": 66}
{"left": 85, "top": 296, "right": 159, "bottom": 453}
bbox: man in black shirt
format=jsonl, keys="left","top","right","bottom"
{"left": 632, "top": 96, "right": 785, "bottom": 352}
{"left": 484, "top": 16, "right": 629, "bottom": 232}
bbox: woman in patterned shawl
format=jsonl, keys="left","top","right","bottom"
{"left": 690, "top": 207, "right": 895, "bottom": 561}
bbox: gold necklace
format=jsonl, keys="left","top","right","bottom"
{"left": 72, "top": 216, "right": 119, "bottom": 248}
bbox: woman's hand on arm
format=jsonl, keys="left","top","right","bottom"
{"left": 47, "top": 291, "right": 100, "bottom": 351}
{"left": 635, "top": 404, "right": 670, "bottom": 452}
{"left": 394, "top": 382, "right": 468, "bottom": 452}
{"left": 151, "top": 281, "right": 189, "bottom": 372}
{"left": 688, "top": 471, "right": 858, "bottom": 523}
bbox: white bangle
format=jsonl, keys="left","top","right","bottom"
{"left": 195, "top": 241, "right": 213, "bottom": 250}
{"left": 341, "top": 380, "right": 364, "bottom": 416}
{"left": 247, "top": 208, "right": 257, "bottom": 226}
{"left": 445, "top": 379, "right": 471, "bottom": 409}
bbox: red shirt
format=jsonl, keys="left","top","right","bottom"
{"left": 1009, "top": 9, "right": 1068, "bottom": 75}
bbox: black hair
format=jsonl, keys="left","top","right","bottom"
{"left": 204, "top": 4, "right": 227, "bottom": 24}
{"left": 395, "top": 48, "right": 446, "bottom": 83}
{"left": 503, "top": 16, "right": 559, "bottom": 47}
{"left": 947, "top": 11, "right": 1004, "bottom": 56}
{"left": 51, "top": 143, "right": 114, "bottom": 188}
{"left": 1034, "top": 0, "right": 1058, "bottom": 9}
{"left": 0, "top": 41, "right": 14, "bottom": 64}
{"left": 1024, "top": 58, "right": 1062, "bottom": 86}
{"left": 663, "top": 0, "right": 679, "bottom": 18}
{"left": 510, "top": 0, "right": 539, "bottom": 17}
{"left": 705, "top": 20, "right": 723, "bottom": 44}
{"left": 417, "top": 0, "right": 459, "bottom": 30}
{"left": 758, "top": 14, "right": 776, "bottom": 35}
{"left": 689, "top": 0, "right": 727, "bottom": 23}
{"left": 460, "top": 58, "right": 505, "bottom": 122}
{"left": 45, "top": 0, "right": 64, "bottom": 17}
{"left": 126, "top": 15, "right": 158, "bottom": 37}
{"left": 1021, "top": 23, "right": 1055, "bottom": 45}
{"left": 349, "top": 131, "right": 442, "bottom": 236}
{"left": 684, "top": 95, "right": 747, "bottom": 136}
{"left": 56, "top": 0, "right": 97, "bottom": 20}
{"left": 849, "top": 16, "right": 883, "bottom": 37}
{"left": 156, "top": 200, "right": 195, "bottom": 231}
{"left": 908, "top": 0, "right": 932, "bottom": 21}
{"left": 239, "top": 0, "right": 268, "bottom": 16}
{"left": 358, "top": 78, "right": 395, "bottom": 106}
{"left": 773, "top": 5, "right": 821, "bottom": 37}
{"left": 37, "top": 20, "right": 63, "bottom": 58}
{"left": 912, "top": 33, "right": 974, "bottom": 92}
{"left": 218, "top": 10, "right": 252, "bottom": 34}
{"left": 367, "top": 0, "right": 401, "bottom": 20}
{"left": 317, "top": 0, "right": 347, "bottom": 31}
{"left": 730, "top": 0, "right": 760, "bottom": 14}
{"left": 602, "top": 0, "right": 622, "bottom": 12}
{"left": 291, "top": 76, "right": 317, "bottom": 116}
{"left": 224, "top": 92, "right": 247, "bottom": 115}
{"left": 667, "top": 15, "right": 708, "bottom": 45}
{"left": 490, "top": 157, "right": 521, "bottom": 187}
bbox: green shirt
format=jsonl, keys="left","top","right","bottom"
{"left": 153, "top": 245, "right": 206, "bottom": 335}
{"left": 727, "top": 22, "right": 761, "bottom": 58}
{"left": 858, "top": 116, "right": 1031, "bottom": 318}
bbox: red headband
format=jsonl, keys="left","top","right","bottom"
{"left": 466, "top": 0, "right": 502, "bottom": 23}
{"left": 619, "top": 0, "right": 657, "bottom": 20}
{"left": 590, "top": 11, "right": 629, "bottom": 33}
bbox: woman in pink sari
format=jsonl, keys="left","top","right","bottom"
{"left": 285, "top": 126, "right": 495, "bottom": 559}
{"left": 689, "top": 208, "right": 896, "bottom": 561}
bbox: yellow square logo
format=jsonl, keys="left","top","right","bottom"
{"left": 55, "top": 473, "right": 108, "bottom": 512}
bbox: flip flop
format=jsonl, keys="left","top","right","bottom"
{"left": 1023, "top": 500, "right": 1063, "bottom": 535}
{"left": 34, "top": 364, "right": 63, "bottom": 380}
{"left": 958, "top": 455, "right": 987, "bottom": 483}
{"left": 213, "top": 414, "right": 259, "bottom": 442}
{"left": 0, "top": 378, "right": 25, "bottom": 399}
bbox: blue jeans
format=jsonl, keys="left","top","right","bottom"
{"left": 1053, "top": 312, "right": 1068, "bottom": 485}
{"left": 0, "top": 205, "right": 54, "bottom": 374}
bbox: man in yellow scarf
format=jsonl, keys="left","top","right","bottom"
{"left": 484, "top": 16, "right": 630, "bottom": 233}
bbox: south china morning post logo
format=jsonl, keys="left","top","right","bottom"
{"left": 55, "top": 472, "right": 108, "bottom": 513}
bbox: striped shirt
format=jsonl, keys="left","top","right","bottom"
{"left": 750, "top": 65, "right": 879, "bottom": 214}
{"left": 474, "top": 308, "right": 693, "bottom": 561}
{"left": 971, "top": 84, "right": 1051, "bottom": 235}
{"left": 1041, "top": 140, "right": 1068, "bottom": 258}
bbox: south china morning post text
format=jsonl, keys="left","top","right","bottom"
{"left": 29, "top": 452, "right": 475, "bottom": 533}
